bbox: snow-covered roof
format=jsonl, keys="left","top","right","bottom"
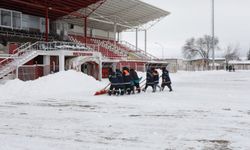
{"left": 209, "top": 63, "right": 221, "bottom": 66}
{"left": 186, "top": 58, "right": 226, "bottom": 61}
{"left": 63, "top": 0, "right": 170, "bottom": 32}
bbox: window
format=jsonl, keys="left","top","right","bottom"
{"left": 12, "top": 12, "right": 21, "bottom": 29}
{"left": 1, "top": 10, "right": 11, "bottom": 27}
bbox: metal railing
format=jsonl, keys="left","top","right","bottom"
{"left": 0, "top": 41, "right": 95, "bottom": 79}
{"left": 28, "top": 41, "right": 90, "bottom": 51}
{"left": 0, "top": 42, "right": 35, "bottom": 68}
{"left": 119, "top": 40, "right": 159, "bottom": 60}
{"left": 12, "top": 42, "right": 31, "bottom": 54}
{"left": 0, "top": 41, "right": 95, "bottom": 59}
{"left": 90, "top": 38, "right": 127, "bottom": 57}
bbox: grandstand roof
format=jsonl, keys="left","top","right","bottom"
{"left": 0, "top": 0, "right": 102, "bottom": 19}
{"left": 0, "top": 0, "right": 169, "bottom": 32}
{"left": 62, "top": 0, "right": 170, "bottom": 32}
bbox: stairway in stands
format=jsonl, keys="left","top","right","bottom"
{"left": 0, "top": 41, "right": 90, "bottom": 79}
{"left": 0, "top": 42, "right": 39, "bottom": 79}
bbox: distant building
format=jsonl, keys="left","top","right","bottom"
{"left": 163, "top": 58, "right": 184, "bottom": 73}
{"left": 183, "top": 58, "right": 226, "bottom": 71}
{"left": 228, "top": 61, "right": 250, "bottom": 70}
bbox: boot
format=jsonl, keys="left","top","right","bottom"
{"left": 120, "top": 90, "right": 125, "bottom": 95}
{"left": 152, "top": 85, "right": 156, "bottom": 92}
{"left": 127, "top": 89, "right": 131, "bottom": 95}
{"left": 161, "top": 87, "right": 164, "bottom": 91}
{"left": 108, "top": 90, "right": 112, "bottom": 96}
{"left": 116, "top": 90, "right": 120, "bottom": 96}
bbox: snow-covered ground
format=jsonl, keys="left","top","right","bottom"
{"left": 0, "top": 70, "right": 250, "bottom": 150}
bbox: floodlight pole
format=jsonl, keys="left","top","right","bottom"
{"left": 212, "top": 0, "right": 215, "bottom": 70}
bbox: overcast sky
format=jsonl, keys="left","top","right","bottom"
{"left": 122, "top": 0, "right": 250, "bottom": 59}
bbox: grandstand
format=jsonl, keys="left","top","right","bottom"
{"left": 0, "top": 0, "right": 170, "bottom": 81}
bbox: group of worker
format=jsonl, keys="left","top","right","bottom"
{"left": 108, "top": 66, "right": 173, "bottom": 96}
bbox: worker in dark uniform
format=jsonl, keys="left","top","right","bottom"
{"left": 152, "top": 68, "right": 161, "bottom": 92}
{"left": 122, "top": 67, "right": 132, "bottom": 95}
{"left": 143, "top": 68, "right": 154, "bottom": 92}
{"left": 130, "top": 68, "right": 141, "bottom": 93}
{"left": 161, "top": 67, "right": 173, "bottom": 92}
{"left": 108, "top": 68, "right": 119, "bottom": 96}
{"left": 116, "top": 69, "right": 125, "bottom": 95}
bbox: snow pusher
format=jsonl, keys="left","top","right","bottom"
{"left": 94, "top": 83, "right": 111, "bottom": 96}
{"left": 94, "top": 77, "right": 145, "bottom": 96}
{"left": 139, "top": 78, "right": 146, "bottom": 89}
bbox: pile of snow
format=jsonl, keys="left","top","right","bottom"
{"left": 0, "top": 70, "right": 104, "bottom": 100}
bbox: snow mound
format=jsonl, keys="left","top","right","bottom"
{"left": 0, "top": 70, "right": 103, "bottom": 100}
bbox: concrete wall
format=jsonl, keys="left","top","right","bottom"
{"left": 92, "top": 29, "right": 108, "bottom": 39}
{"left": 66, "top": 23, "right": 115, "bottom": 40}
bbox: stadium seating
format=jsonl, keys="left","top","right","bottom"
{"left": 0, "top": 27, "right": 60, "bottom": 42}
{"left": 68, "top": 35, "right": 159, "bottom": 60}
{"left": 69, "top": 35, "right": 124, "bottom": 59}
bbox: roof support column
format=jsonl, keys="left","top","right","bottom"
{"left": 98, "top": 56, "right": 102, "bottom": 81}
{"left": 114, "top": 22, "right": 117, "bottom": 45}
{"left": 136, "top": 28, "right": 138, "bottom": 51}
{"left": 59, "top": 53, "right": 65, "bottom": 71}
{"left": 84, "top": 17, "right": 87, "bottom": 45}
{"left": 43, "top": 55, "right": 50, "bottom": 76}
{"left": 45, "top": 7, "right": 49, "bottom": 42}
{"left": 144, "top": 29, "right": 147, "bottom": 56}
{"left": 16, "top": 66, "right": 19, "bottom": 79}
{"left": 117, "top": 32, "right": 120, "bottom": 42}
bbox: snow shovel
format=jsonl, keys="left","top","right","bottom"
{"left": 139, "top": 78, "right": 147, "bottom": 89}
{"left": 94, "top": 83, "right": 111, "bottom": 96}
{"left": 140, "top": 78, "right": 146, "bottom": 85}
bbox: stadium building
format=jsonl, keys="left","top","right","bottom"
{"left": 0, "top": 0, "right": 170, "bottom": 81}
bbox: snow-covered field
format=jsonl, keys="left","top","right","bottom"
{"left": 0, "top": 70, "right": 250, "bottom": 150}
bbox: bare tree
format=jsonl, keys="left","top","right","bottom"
{"left": 247, "top": 48, "right": 250, "bottom": 60}
{"left": 224, "top": 45, "right": 240, "bottom": 64}
{"left": 182, "top": 35, "right": 219, "bottom": 69}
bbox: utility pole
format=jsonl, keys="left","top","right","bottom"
{"left": 212, "top": 0, "right": 215, "bottom": 70}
